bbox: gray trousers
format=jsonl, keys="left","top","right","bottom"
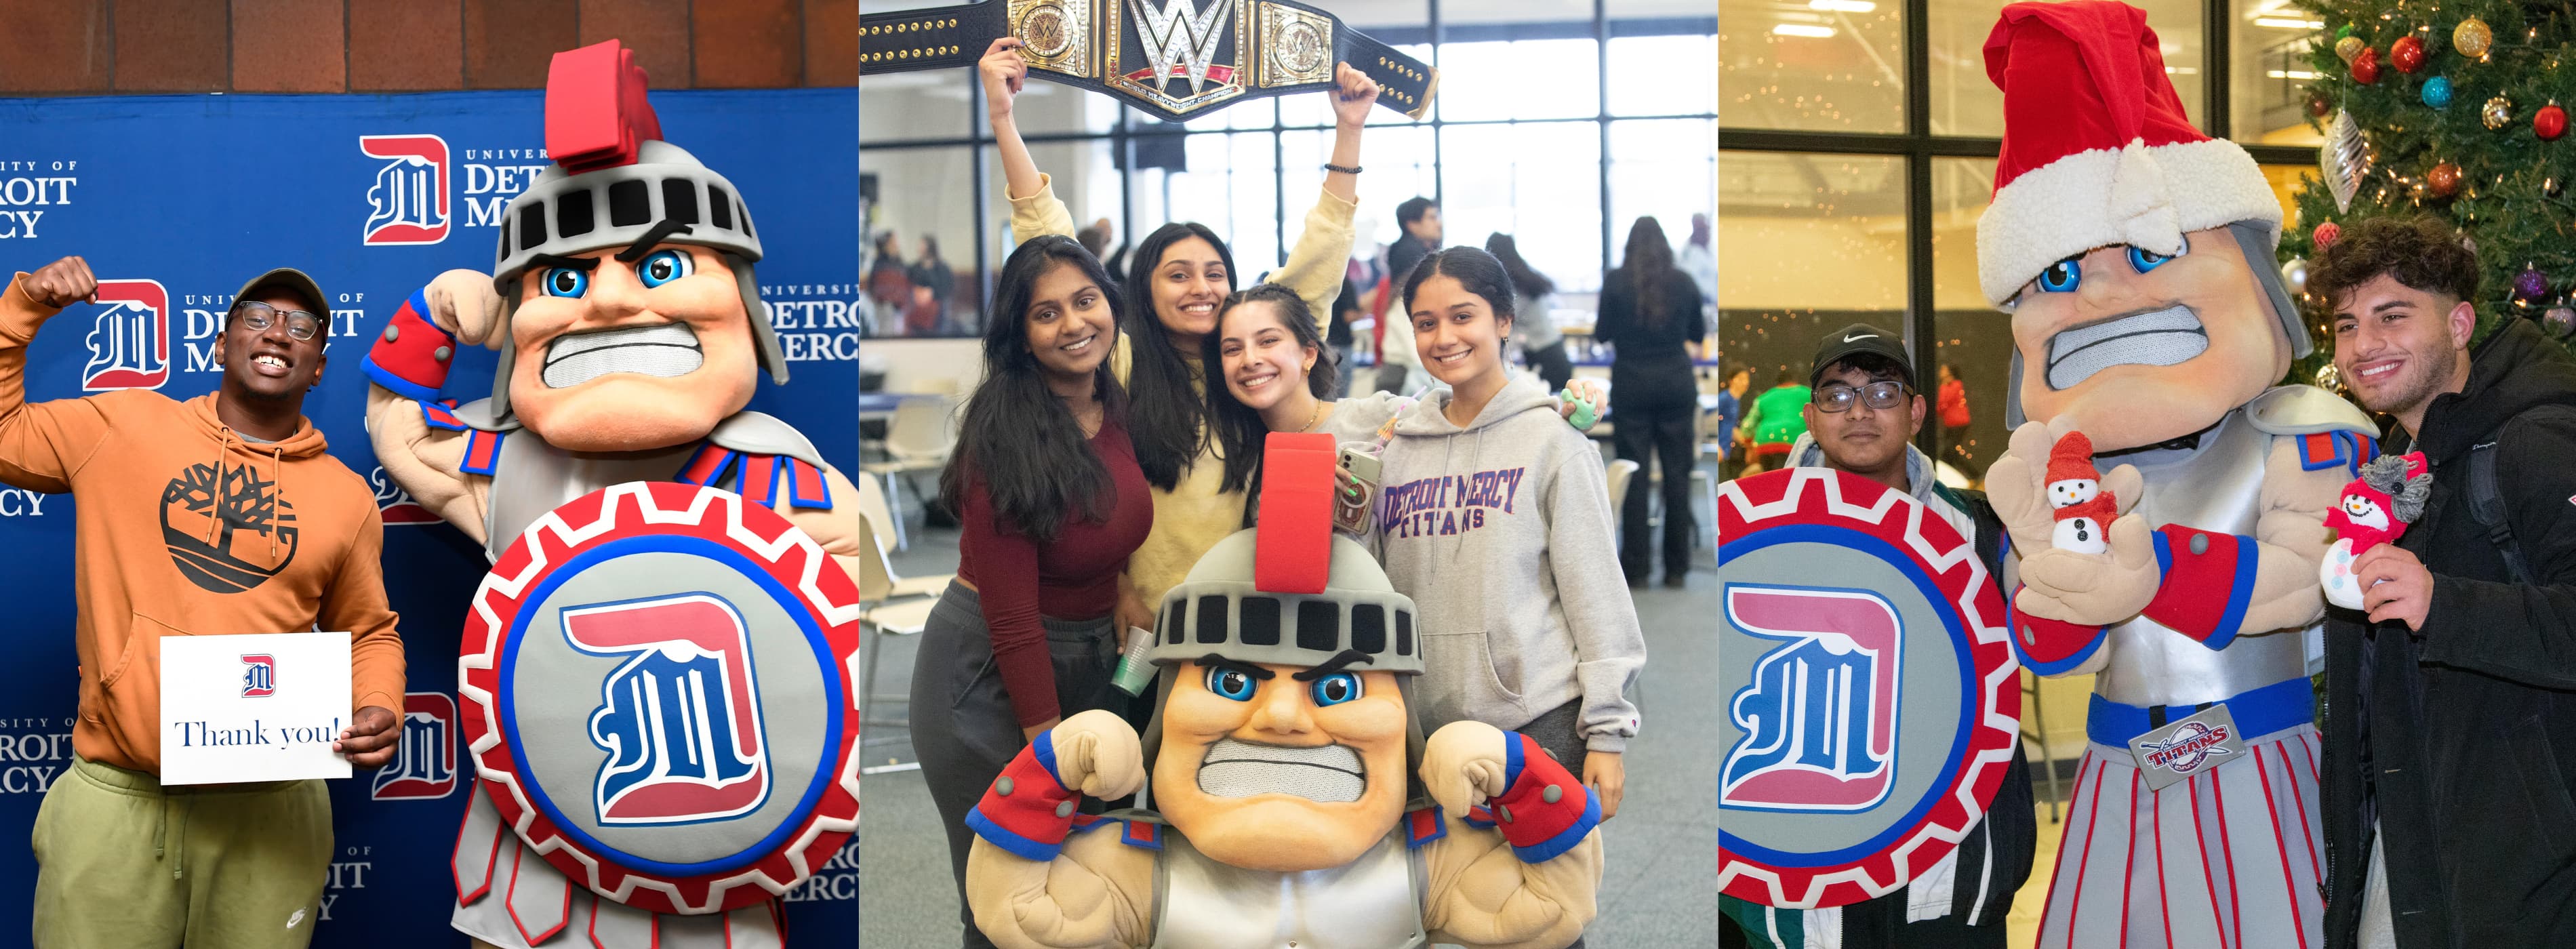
{"left": 909, "top": 583, "right": 1129, "bottom": 949}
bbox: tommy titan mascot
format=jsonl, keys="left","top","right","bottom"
{"left": 360, "top": 41, "right": 863, "bottom": 949}
{"left": 962, "top": 433, "right": 1602, "bottom": 949}
{"left": 1977, "top": 4, "right": 2375, "bottom": 946}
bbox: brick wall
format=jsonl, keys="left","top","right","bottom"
{"left": 0, "top": 0, "right": 856, "bottom": 94}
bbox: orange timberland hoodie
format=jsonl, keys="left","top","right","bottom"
{"left": 0, "top": 273, "right": 403, "bottom": 774}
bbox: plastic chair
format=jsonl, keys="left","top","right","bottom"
{"left": 855, "top": 508, "right": 941, "bottom": 755}
{"left": 858, "top": 397, "right": 957, "bottom": 551}
{"left": 855, "top": 472, "right": 954, "bottom": 599}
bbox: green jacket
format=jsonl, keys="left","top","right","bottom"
{"left": 1738, "top": 384, "right": 1811, "bottom": 447}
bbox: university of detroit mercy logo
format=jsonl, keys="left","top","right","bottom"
{"left": 1716, "top": 468, "right": 2021, "bottom": 910}
{"left": 240, "top": 654, "right": 276, "bottom": 698}
{"left": 458, "top": 482, "right": 860, "bottom": 915}
{"left": 83, "top": 279, "right": 171, "bottom": 392}
{"left": 371, "top": 691, "right": 459, "bottom": 801}
{"left": 359, "top": 134, "right": 450, "bottom": 246}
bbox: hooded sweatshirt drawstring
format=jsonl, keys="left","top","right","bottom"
{"left": 270, "top": 446, "right": 284, "bottom": 561}
{"left": 205, "top": 427, "right": 230, "bottom": 545}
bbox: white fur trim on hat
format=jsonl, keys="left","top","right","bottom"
{"left": 1975, "top": 136, "right": 2279, "bottom": 308}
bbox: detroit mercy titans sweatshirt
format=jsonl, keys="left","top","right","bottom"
{"left": 0, "top": 273, "right": 405, "bottom": 775}
{"left": 1367, "top": 374, "right": 1645, "bottom": 752}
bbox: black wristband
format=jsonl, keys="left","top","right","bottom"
{"left": 1323, "top": 163, "right": 1363, "bottom": 175}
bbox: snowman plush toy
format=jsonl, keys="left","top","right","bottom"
{"left": 2045, "top": 432, "right": 2120, "bottom": 555}
{"left": 2318, "top": 452, "right": 2432, "bottom": 609}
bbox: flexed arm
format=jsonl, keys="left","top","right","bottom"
{"left": 360, "top": 269, "right": 508, "bottom": 542}
{"left": 964, "top": 710, "right": 1157, "bottom": 949}
{"left": 1420, "top": 721, "right": 1604, "bottom": 949}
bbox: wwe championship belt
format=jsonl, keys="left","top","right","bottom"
{"left": 459, "top": 482, "right": 862, "bottom": 914}
{"left": 1716, "top": 469, "right": 2022, "bottom": 909}
{"left": 860, "top": 0, "right": 1438, "bottom": 120}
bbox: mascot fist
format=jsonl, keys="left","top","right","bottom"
{"left": 1048, "top": 709, "right": 1146, "bottom": 801}
{"left": 422, "top": 268, "right": 510, "bottom": 350}
{"left": 1421, "top": 719, "right": 1514, "bottom": 818}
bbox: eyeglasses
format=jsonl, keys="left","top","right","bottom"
{"left": 233, "top": 301, "right": 323, "bottom": 342}
{"left": 1813, "top": 380, "right": 1911, "bottom": 413}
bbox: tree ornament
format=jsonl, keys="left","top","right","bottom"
{"left": 2337, "top": 35, "right": 2367, "bottom": 63}
{"left": 2422, "top": 76, "right": 2454, "bottom": 108}
{"left": 2550, "top": 178, "right": 2565, "bottom": 199}
{"left": 2337, "top": 23, "right": 2354, "bottom": 41}
{"left": 2392, "top": 35, "right": 2426, "bottom": 73}
{"left": 2514, "top": 264, "right": 2549, "bottom": 300}
{"left": 2548, "top": 306, "right": 2576, "bottom": 338}
{"left": 2460, "top": 233, "right": 2478, "bottom": 254}
{"left": 2429, "top": 161, "right": 2463, "bottom": 197}
{"left": 2485, "top": 94, "right": 2515, "bottom": 130}
{"left": 2282, "top": 257, "right": 2309, "bottom": 294}
{"left": 2316, "top": 363, "right": 2342, "bottom": 392}
{"left": 2352, "top": 46, "right": 2382, "bottom": 84}
{"left": 2540, "top": 102, "right": 2569, "bottom": 140}
{"left": 2314, "top": 220, "right": 2342, "bottom": 250}
{"left": 2312, "top": 90, "right": 2335, "bottom": 117}
{"left": 2455, "top": 16, "right": 2493, "bottom": 58}
{"left": 2321, "top": 110, "right": 2371, "bottom": 212}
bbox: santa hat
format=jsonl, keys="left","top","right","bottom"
{"left": 2046, "top": 431, "right": 2099, "bottom": 485}
{"left": 1975, "top": 1, "right": 2280, "bottom": 308}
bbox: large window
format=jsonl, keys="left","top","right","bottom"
{"left": 860, "top": 0, "right": 1718, "bottom": 337}
{"left": 1718, "top": 0, "right": 2322, "bottom": 464}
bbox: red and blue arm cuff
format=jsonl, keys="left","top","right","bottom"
{"left": 2144, "top": 526, "right": 2258, "bottom": 649}
{"left": 963, "top": 732, "right": 1080, "bottom": 862}
{"left": 362, "top": 288, "right": 459, "bottom": 403}
{"left": 1489, "top": 733, "right": 1599, "bottom": 864}
{"left": 2009, "top": 592, "right": 2108, "bottom": 675}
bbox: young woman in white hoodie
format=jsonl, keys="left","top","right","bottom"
{"left": 1363, "top": 247, "right": 1648, "bottom": 843}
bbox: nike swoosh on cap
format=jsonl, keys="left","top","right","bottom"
{"left": 1843, "top": 334, "right": 1876, "bottom": 342}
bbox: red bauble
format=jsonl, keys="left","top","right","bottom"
{"left": 2314, "top": 221, "right": 2341, "bottom": 250}
{"left": 2392, "top": 35, "right": 2426, "bottom": 73}
{"left": 2429, "top": 161, "right": 2462, "bottom": 197}
{"left": 2352, "top": 46, "right": 2381, "bottom": 84}
{"left": 2540, "top": 102, "right": 2569, "bottom": 141}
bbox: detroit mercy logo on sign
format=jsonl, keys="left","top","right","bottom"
{"left": 359, "top": 134, "right": 450, "bottom": 245}
{"left": 1723, "top": 586, "right": 1902, "bottom": 813}
{"left": 83, "top": 279, "right": 170, "bottom": 391}
{"left": 240, "top": 654, "right": 276, "bottom": 698}
{"left": 1717, "top": 468, "right": 2021, "bottom": 910}
{"left": 565, "top": 594, "right": 771, "bottom": 825}
{"left": 459, "top": 482, "right": 860, "bottom": 915}
{"left": 371, "top": 691, "right": 458, "bottom": 801}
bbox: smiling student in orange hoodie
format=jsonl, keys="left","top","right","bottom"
{"left": 3, "top": 256, "right": 405, "bottom": 949}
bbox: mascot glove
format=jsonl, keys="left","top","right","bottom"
{"left": 963, "top": 710, "right": 1142, "bottom": 863}
{"left": 1422, "top": 722, "right": 1600, "bottom": 864}
{"left": 1990, "top": 418, "right": 2155, "bottom": 625}
{"left": 426, "top": 268, "right": 510, "bottom": 350}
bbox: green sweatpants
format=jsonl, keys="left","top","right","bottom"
{"left": 31, "top": 757, "right": 330, "bottom": 949}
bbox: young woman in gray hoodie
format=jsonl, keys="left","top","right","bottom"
{"left": 1365, "top": 247, "right": 1648, "bottom": 828}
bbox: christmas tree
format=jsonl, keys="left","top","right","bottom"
{"left": 2285, "top": 0, "right": 2576, "bottom": 388}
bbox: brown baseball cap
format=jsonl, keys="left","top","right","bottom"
{"left": 230, "top": 267, "right": 329, "bottom": 317}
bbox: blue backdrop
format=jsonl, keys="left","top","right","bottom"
{"left": 0, "top": 89, "right": 858, "bottom": 946}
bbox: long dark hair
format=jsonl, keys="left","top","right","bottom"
{"left": 1202, "top": 285, "right": 1336, "bottom": 493}
{"left": 1620, "top": 216, "right": 1678, "bottom": 327}
{"left": 1122, "top": 221, "right": 1239, "bottom": 490}
{"left": 1483, "top": 233, "right": 1555, "bottom": 299}
{"left": 938, "top": 236, "right": 1128, "bottom": 542}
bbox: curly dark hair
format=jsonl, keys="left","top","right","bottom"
{"left": 2308, "top": 214, "right": 2481, "bottom": 310}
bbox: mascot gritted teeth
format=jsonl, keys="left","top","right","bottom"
{"left": 542, "top": 322, "right": 706, "bottom": 388}
{"left": 2045, "top": 304, "right": 2211, "bottom": 390}
{"left": 1196, "top": 738, "right": 1365, "bottom": 803}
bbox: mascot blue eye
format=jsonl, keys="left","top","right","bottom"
{"left": 2038, "top": 258, "right": 2082, "bottom": 293}
{"left": 1309, "top": 672, "right": 1363, "bottom": 707}
{"left": 637, "top": 249, "right": 692, "bottom": 288}
{"left": 1206, "top": 667, "right": 1257, "bottom": 702}
{"left": 542, "top": 267, "right": 590, "bottom": 298}
{"left": 2128, "top": 245, "right": 2183, "bottom": 272}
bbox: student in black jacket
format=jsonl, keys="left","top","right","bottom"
{"left": 2309, "top": 215, "right": 2576, "bottom": 949}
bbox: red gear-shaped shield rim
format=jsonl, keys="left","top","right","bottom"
{"left": 1715, "top": 468, "right": 2022, "bottom": 909}
{"left": 457, "top": 481, "right": 862, "bottom": 915}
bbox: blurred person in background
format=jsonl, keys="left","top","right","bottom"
{"left": 1679, "top": 212, "right": 1716, "bottom": 312}
{"left": 1598, "top": 216, "right": 1708, "bottom": 587}
{"left": 1375, "top": 197, "right": 1441, "bottom": 392}
{"left": 910, "top": 235, "right": 957, "bottom": 332}
{"left": 1737, "top": 367, "right": 1809, "bottom": 477}
{"left": 1717, "top": 364, "right": 1749, "bottom": 480}
{"left": 866, "top": 230, "right": 914, "bottom": 335}
{"left": 1937, "top": 362, "right": 1979, "bottom": 479}
{"left": 1488, "top": 233, "right": 1573, "bottom": 392}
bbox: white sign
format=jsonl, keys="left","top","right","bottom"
{"left": 159, "top": 632, "right": 354, "bottom": 785}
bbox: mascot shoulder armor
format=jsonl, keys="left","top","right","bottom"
{"left": 709, "top": 411, "right": 827, "bottom": 468}
{"left": 2245, "top": 384, "right": 2376, "bottom": 437}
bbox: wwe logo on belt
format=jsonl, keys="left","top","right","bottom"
{"left": 359, "top": 135, "right": 450, "bottom": 246}
{"left": 1129, "top": 0, "right": 1236, "bottom": 92}
{"left": 241, "top": 654, "right": 277, "bottom": 698}
{"left": 2138, "top": 721, "right": 2233, "bottom": 775}
{"left": 372, "top": 691, "right": 458, "bottom": 800}
{"left": 82, "top": 279, "right": 171, "bottom": 392}
{"left": 564, "top": 593, "right": 771, "bottom": 825}
{"left": 1722, "top": 586, "right": 1902, "bottom": 812}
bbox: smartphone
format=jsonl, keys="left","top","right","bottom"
{"left": 1339, "top": 445, "right": 1381, "bottom": 487}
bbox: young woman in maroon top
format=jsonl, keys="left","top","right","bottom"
{"left": 910, "top": 235, "right": 1154, "bottom": 949}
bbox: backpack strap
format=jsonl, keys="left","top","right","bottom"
{"left": 2466, "top": 441, "right": 2533, "bottom": 584}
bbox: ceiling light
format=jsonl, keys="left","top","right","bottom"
{"left": 2266, "top": 70, "right": 2322, "bottom": 79}
{"left": 2255, "top": 17, "right": 2325, "bottom": 28}
{"left": 1809, "top": 0, "right": 1876, "bottom": 12}
{"left": 1774, "top": 24, "right": 1836, "bottom": 38}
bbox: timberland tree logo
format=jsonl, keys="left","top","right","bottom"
{"left": 159, "top": 460, "right": 298, "bottom": 592}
